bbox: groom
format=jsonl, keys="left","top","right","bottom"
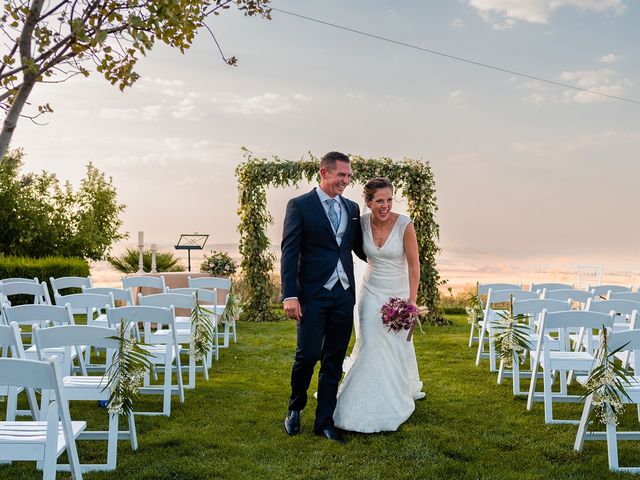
{"left": 281, "top": 151, "right": 365, "bottom": 444}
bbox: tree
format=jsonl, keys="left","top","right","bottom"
{"left": 0, "top": 0, "right": 271, "bottom": 160}
{"left": 0, "top": 149, "right": 126, "bottom": 260}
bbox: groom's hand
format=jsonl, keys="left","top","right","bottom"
{"left": 283, "top": 298, "right": 302, "bottom": 322}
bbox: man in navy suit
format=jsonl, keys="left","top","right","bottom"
{"left": 281, "top": 151, "right": 365, "bottom": 444}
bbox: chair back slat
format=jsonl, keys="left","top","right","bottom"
{"left": 590, "top": 284, "right": 632, "bottom": 297}
{"left": 50, "top": 276, "right": 93, "bottom": 297}
{"left": 0, "top": 357, "right": 57, "bottom": 389}
{"left": 3, "top": 304, "right": 75, "bottom": 326}
{"left": 122, "top": 275, "right": 166, "bottom": 292}
{"left": 138, "top": 292, "right": 196, "bottom": 310}
{"left": 188, "top": 277, "right": 231, "bottom": 291}
{"left": 84, "top": 287, "right": 134, "bottom": 305}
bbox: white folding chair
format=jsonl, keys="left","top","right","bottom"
{"left": 0, "top": 281, "right": 52, "bottom": 306}
{"left": 0, "top": 277, "right": 39, "bottom": 284}
{"left": 122, "top": 276, "right": 166, "bottom": 298}
{"left": 527, "top": 310, "right": 614, "bottom": 424}
{"left": 586, "top": 298, "right": 640, "bottom": 332}
{"left": 50, "top": 276, "right": 93, "bottom": 299}
{"left": 498, "top": 298, "right": 570, "bottom": 396}
{"left": 166, "top": 286, "right": 221, "bottom": 363}
{"left": 574, "top": 329, "right": 640, "bottom": 473}
{"left": 2, "top": 304, "right": 87, "bottom": 375}
{"left": 83, "top": 287, "right": 134, "bottom": 306}
{"left": 54, "top": 293, "right": 115, "bottom": 372}
{"left": 138, "top": 292, "right": 210, "bottom": 389}
{"left": 468, "top": 283, "right": 521, "bottom": 347}
{"left": 530, "top": 282, "right": 573, "bottom": 294}
{"left": 475, "top": 288, "right": 538, "bottom": 372}
{"left": 585, "top": 298, "right": 640, "bottom": 369}
{"left": 590, "top": 284, "right": 632, "bottom": 300}
{"left": 106, "top": 306, "right": 184, "bottom": 416}
{"left": 542, "top": 288, "right": 593, "bottom": 309}
{"left": 0, "top": 322, "right": 39, "bottom": 420}
{"left": 609, "top": 291, "right": 640, "bottom": 303}
{"left": 188, "top": 276, "right": 236, "bottom": 347}
{"left": 33, "top": 324, "right": 138, "bottom": 472}
{"left": 0, "top": 357, "right": 85, "bottom": 480}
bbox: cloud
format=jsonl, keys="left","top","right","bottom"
{"left": 141, "top": 77, "right": 186, "bottom": 87}
{"left": 99, "top": 105, "right": 164, "bottom": 121}
{"left": 171, "top": 98, "right": 206, "bottom": 120}
{"left": 468, "top": 0, "right": 627, "bottom": 28}
{"left": 211, "top": 92, "right": 309, "bottom": 115}
{"left": 452, "top": 18, "right": 465, "bottom": 28}
{"left": 599, "top": 53, "right": 622, "bottom": 63}
{"left": 519, "top": 68, "right": 632, "bottom": 104}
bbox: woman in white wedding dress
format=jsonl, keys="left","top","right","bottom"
{"left": 333, "top": 178, "right": 424, "bottom": 433}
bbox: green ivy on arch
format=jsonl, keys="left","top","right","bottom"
{"left": 235, "top": 150, "right": 446, "bottom": 325}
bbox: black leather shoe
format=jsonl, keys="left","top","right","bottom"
{"left": 284, "top": 410, "right": 301, "bottom": 436}
{"left": 314, "top": 426, "right": 346, "bottom": 445}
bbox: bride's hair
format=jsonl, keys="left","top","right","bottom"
{"left": 364, "top": 177, "right": 393, "bottom": 202}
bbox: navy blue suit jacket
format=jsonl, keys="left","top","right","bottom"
{"left": 280, "top": 188, "right": 365, "bottom": 304}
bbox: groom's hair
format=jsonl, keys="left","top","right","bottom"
{"left": 320, "top": 151, "right": 350, "bottom": 170}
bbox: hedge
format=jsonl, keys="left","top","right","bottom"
{"left": 0, "top": 256, "right": 90, "bottom": 303}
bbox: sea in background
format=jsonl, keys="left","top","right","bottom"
{"left": 91, "top": 241, "right": 640, "bottom": 293}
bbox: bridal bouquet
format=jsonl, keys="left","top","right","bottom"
{"left": 381, "top": 297, "right": 427, "bottom": 341}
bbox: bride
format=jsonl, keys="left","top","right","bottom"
{"left": 333, "top": 177, "right": 424, "bottom": 433}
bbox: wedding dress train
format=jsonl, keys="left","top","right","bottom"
{"left": 333, "top": 213, "right": 423, "bottom": 433}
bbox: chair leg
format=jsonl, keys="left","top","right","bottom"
{"left": 468, "top": 319, "right": 476, "bottom": 347}
{"left": 527, "top": 365, "right": 538, "bottom": 411}
{"left": 606, "top": 418, "right": 620, "bottom": 471}
{"left": 513, "top": 355, "right": 521, "bottom": 395}
{"left": 475, "top": 325, "right": 486, "bottom": 366}
{"left": 202, "top": 358, "right": 209, "bottom": 381}
{"left": 488, "top": 336, "right": 497, "bottom": 372}
{"left": 543, "top": 367, "right": 554, "bottom": 423}
{"left": 188, "top": 354, "right": 196, "bottom": 389}
{"left": 107, "top": 412, "right": 118, "bottom": 470}
{"left": 163, "top": 361, "right": 172, "bottom": 417}
{"left": 42, "top": 402, "right": 59, "bottom": 480}
{"left": 6, "top": 386, "right": 17, "bottom": 421}
{"left": 127, "top": 411, "right": 138, "bottom": 451}
{"left": 559, "top": 370, "right": 568, "bottom": 395}
{"left": 497, "top": 359, "right": 505, "bottom": 385}
{"left": 574, "top": 394, "right": 593, "bottom": 451}
{"left": 232, "top": 323, "right": 237, "bottom": 343}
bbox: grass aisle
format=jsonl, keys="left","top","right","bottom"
{"left": 3, "top": 314, "right": 640, "bottom": 479}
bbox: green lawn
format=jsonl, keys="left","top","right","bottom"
{"left": 3, "top": 315, "right": 640, "bottom": 479}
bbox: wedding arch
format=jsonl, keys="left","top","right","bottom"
{"left": 235, "top": 150, "right": 445, "bottom": 325}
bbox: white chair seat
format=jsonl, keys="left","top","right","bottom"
{"left": 63, "top": 376, "right": 110, "bottom": 399}
{"left": 541, "top": 351, "right": 594, "bottom": 370}
{"left": 145, "top": 344, "right": 182, "bottom": 363}
{"left": 0, "top": 420, "right": 86, "bottom": 459}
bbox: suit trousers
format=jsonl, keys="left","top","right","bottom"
{"left": 288, "top": 283, "right": 355, "bottom": 430}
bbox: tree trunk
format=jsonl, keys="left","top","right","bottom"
{"left": 0, "top": 0, "right": 46, "bottom": 163}
{"left": 0, "top": 77, "right": 37, "bottom": 162}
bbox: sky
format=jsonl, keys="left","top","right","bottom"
{"left": 9, "top": 0, "right": 640, "bottom": 286}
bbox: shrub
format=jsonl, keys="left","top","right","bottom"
{"left": 107, "top": 248, "right": 185, "bottom": 273}
{"left": 0, "top": 256, "right": 90, "bottom": 303}
{"left": 0, "top": 150, "right": 126, "bottom": 260}
{"left": 200, "top": 251, "right": 237, "bottom": 277}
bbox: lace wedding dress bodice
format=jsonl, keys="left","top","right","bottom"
{"left": 333, "top": 213, "right": 423, "bottom": 433}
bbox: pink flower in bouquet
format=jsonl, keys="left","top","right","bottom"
{"left": 381, "top": 297, "right": 419, "bottom": 333}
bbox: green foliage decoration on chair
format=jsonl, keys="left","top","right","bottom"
{"left": 236, "top": 150, "right": 447, "bottom": 325}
